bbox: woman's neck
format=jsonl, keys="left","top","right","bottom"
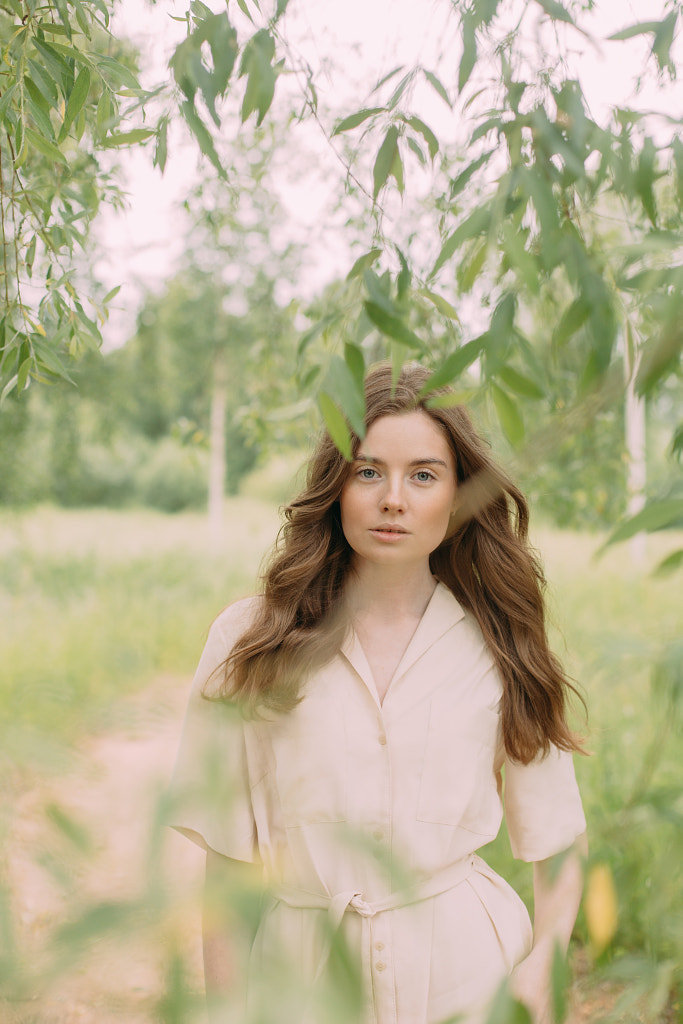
{"left": 344, "top": 560, "right": 438, "bottom": 622}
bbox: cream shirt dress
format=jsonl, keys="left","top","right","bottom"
{"left": 168, "top": 582, "right": 586, "bottom": 1024}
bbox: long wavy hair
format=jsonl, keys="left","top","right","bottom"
{"left": 211, "top": 362, "right": 584, "bottom": 764}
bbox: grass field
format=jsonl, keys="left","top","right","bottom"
{"left": 1, "top": 504, "right": 681, "bottom": 1021}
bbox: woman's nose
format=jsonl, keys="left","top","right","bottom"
{"left": 380, "top": 478, "right": 406, "bottom": 512}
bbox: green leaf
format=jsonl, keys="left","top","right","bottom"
{"left": 319, "top": 392, "right": 352, "bottom": 460}
{"left": 459, "top": 13, "right": 477, "bottom": 93}
{"left": 652, "top": 11, "right": 677, "bottom": 72}
{"left": 103, "top": 285, "right": 121, "bottom": 304}
{"left": 344, "top": 342, "right": 365, "bottom": 393}
{"left": 24, "top": 126, "right": 68, "bottom": 164}
{"left": 154, "top": 115, "right": 169, "bottom": 172}
{"left": 0, "top": 84, "right": 18, "bottom": 125}
{"left": 636, "top": 318, "right": 683, "bottom": 395}
{"left": 387, "top": 71, "right": 414, "bottom": 110}
{"left": 491, "top": 384, "right": 524, "bottom": 446}
{"left": 32, "top": 38, "right": 72, "bottom": 91}
{"left": 431, "top": 206, "right": 491, "bottom": 277}
{"left": 325, "top": 355, "right": 366, "bottom": 437}
{"left": 533, "top": 0, "right": 574, "bottom": 25}
{"left": 404, "top": 115, "right": 438, "bottom": 159}
{"left": 25, "top": 235, "right": 37, "bottom": 278}
{"left": 634, "top": 137, "right": 658, "bottom": 226}
{"left": 180, "top": 100, "right": 226, "bottom": 177}
{"left": 90, "top": 53, "right": 140, "bottom": 90}
{"left": 364, "top": 302, "right": 424, "bottom": 351}
{"left": 553, "top": 297, "right": 590, "bottom": 345}
{"left": 347, "top": 248, "right": 382, "bottom": 280}
{"left": 16, "top": 356, "right": 32, "bottom": 393}
{"left": 236, "top": 0, "right": 256, "bottom": 22}
{"left": 396, "top": 247, "right": 411, "bottom": 300}
{"left": 25, "top": 93, "right": 55, "bottom": 140}
{"left": 423, "top": 69, "right": 451, "bottom": 107}
{"left": 102, "top": 128, "right": 156, "bottom": 147}
{"left": 32, "top": 338, "right": 75, "bottom": 382}
{"left": 371, "top": 65, "right": 405, "bottom": 94}
{"left": 652, "top": 548, "right": 683, "bottom": 577}
{"left": 363, "top": 269, "right": 396, "bottom": 314}
{"left": 373, "top": 125, "right": 400, "bottom": 199}
{"left": 332, "top": 107, "right": 384, "bottom": 135}
{"left": 420, "top": 289, "right": 459, "bottom": 320}
{"left": 450, "top": 151, "right": 493, "bottom": 198}
{"left": 608, "top": 20, "right": 662, "bottom": 41}
{"left": 418, "top": 336, "right": 485, "bottom": 394}
{"left": 598, "top": 499, "right": 683, "bottom": 553}
{"left": 239, "top": 29, "right": 276, "bottom": 126}
{"left": 407, "top": 137, "right": 426, "bottom": 165}
{"left": 499, "top": 365, "right": 544, "bottom": 399}
{"left": 457, "top": 237, "right": 488, "bottom": 293}
{"left": 58, "top": 66, "right": 90, "bottom": 142}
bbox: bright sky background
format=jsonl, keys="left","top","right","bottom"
{"left": 95, "top": 0, "right": 683, "bottom": 348}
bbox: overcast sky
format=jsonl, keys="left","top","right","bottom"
{"left": 95, "top": 0, "right": 683, "bottom": 348}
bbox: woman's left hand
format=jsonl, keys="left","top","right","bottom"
{"left": 509, "top": 942, "right": 552, "bottom": 1024}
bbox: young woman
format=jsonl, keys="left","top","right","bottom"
{"left": 169, "top": 362, "right": 587, "bottom": 1024}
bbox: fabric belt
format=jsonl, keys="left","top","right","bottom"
{"left": 273, "top": 852, "right": 480, "bottom": 1017}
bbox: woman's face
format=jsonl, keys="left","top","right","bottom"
{"left": 339, "top": 410, "right": 457, "bottom": 571}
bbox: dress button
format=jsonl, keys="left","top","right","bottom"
{"left": 375, "top": 942, "right": 385, "bottom": 952}
{"left": 375, "top": 961, "right": 386, "bottom": 972}
{"left": 378, "top": 733, "right": 387, "bottom": 745}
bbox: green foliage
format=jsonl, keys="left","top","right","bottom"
{"left": 0, "top": 0, "right": 159, "bottom": 394}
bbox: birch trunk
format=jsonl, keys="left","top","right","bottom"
{"left": 208, "top": 349, "right": 227, "bottom": 546}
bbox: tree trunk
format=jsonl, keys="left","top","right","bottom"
{"left": 208, "top": 348, "right": 227, "bottom": 546}
{"left": 624, "top": 332, "right": 646, "bottom": 567}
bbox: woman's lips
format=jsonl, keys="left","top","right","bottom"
{"left": 370, "top": 526, "right": 408, "bottom": 539}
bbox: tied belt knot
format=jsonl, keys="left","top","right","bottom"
{"left": 273, "top": 852, "right": 481, "bottom": 999}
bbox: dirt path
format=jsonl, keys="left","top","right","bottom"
{"left": 0, "top": 680, "right": 639, "bottom": 1024}
{"left": 2, "top": 677, "right": 206, "bottom": 1024}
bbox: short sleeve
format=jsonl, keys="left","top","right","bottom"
{"left": 504, "top": 746, "right": 586, "bottom": 862}
{"left": 166, "top": 599, "right": 260, "bottom": 862}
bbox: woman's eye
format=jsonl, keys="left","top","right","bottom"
{"left": 414, "top": 470, "right": 435, "bottom": 482}
{"left": 359, "top": 467, "right": 378, "bottom": 479}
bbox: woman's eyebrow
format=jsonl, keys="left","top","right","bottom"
{"left": 354, "top": 455, "right": 449, "bottom": 468}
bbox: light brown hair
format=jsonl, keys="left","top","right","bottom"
{"left": 211, "top": 362, "right": 584, "bottom": 764}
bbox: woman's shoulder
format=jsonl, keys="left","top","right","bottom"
{"left": 211, "top": 594, "right": 264, "bottom": 642}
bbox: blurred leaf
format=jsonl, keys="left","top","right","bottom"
{"left": 373, "top": 125, "right": 400, "bottom": 198}
{"left": 491, "top": 384, "right": 524, "bottom": 445}
{"left": 332, "top": 107, "right": 384, "bottom": 134}
{"left": 636, "top": 315, "right": 683, "bottom": 395}
{"left": 154, "top": 115, "right": 169, "bottom": 172}
{"left": 484, "top": 980, "right": 533, "bottom": 1024}
{"left": 180, "top": 99, "right": 225, "bottom": 177}
{"left": 103, "top": 128, "right": 156, "bottom": 147}
{"left": 403, "top": 115, "right": 438, "bottom": 159}
{"left": 585, "top": 863, "right": 618, "bottom": 955}
{"left": 449, "top": 151, "right": 493, "bottom": 198}
{"left": 371, "top": 65, "right": 405, "bottom": 94}
{"left": 324, "top": 355, "right": 366, "bottom": 437}
{"left": 420, "top": 289, "right": 459, "bottom": 320}
{"left": 599, "top": 498, "right": 683, "bottom": 554}
{"left": 635, "top": 137, "right": 658, "bottom": 226}
{"left": 550, "top": 942, "right": 568, "bottom": 1024}
{"left": 319, "top": 392, "right": 352, "bottom": 460}
{"left": 239, "top": 29, "right": 276, "bottom": 126}
{"left": 24, "top": 126, "right": 67, "bottom": 164}
{"left": 418, "top": 336, "right": 485, "bottom": 394}
{"left": 396, "top": 247, "right": 411, "bottom": 300}
{"left": 431, "top": 206, "right": 491, "bottom": 277}
{"left": 58, "top": 66, "right": 90, "bottom": 142}
{"left": 534, "top": 0, "right": 574, "bottom": 25}
{"left": 344, "top": 341, "right": 365, "bottom": 393}
{"left": 46, "top": 803, "right": 93, "bottom": 853}
{"left": 347, "top": 248, "right": 382, "bottom": 280}
{"left": 364, "top": 302, "right": 423, "bottom": 350}
{"left": 423, "top": 69, "right": 452, "bottom": 107}
{"left": 363, "top": 268, "right": 396, "bottom": 314}
{"left": 499, "top": 365, "right": 544, "bottom": 399}
{"left": 459, "top": 13, "right": 477, "bottom": 93}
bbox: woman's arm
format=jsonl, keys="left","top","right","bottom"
{"left": 203, "top": 848, "right": 259, "bottom": 1024}
{"left": 510, "top": 831, "right": 588, "bottom": 1024}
